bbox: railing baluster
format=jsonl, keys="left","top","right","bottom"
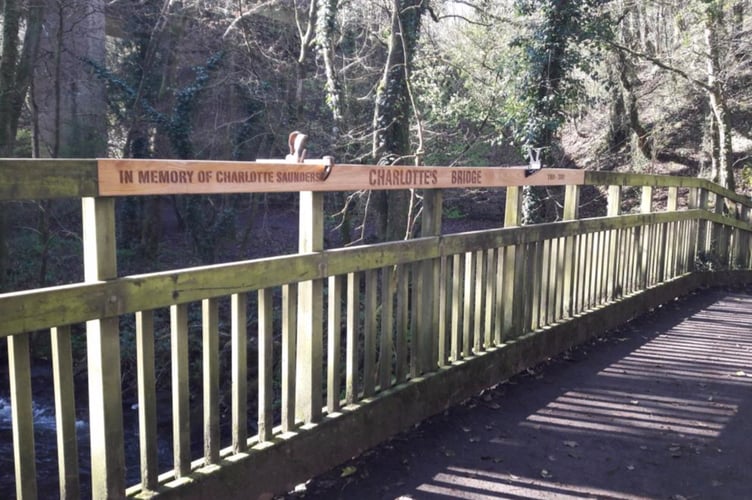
{"left": 473, "top": 250, "right": 484, "bottom": 352}
{"left": 327, "top": 277, "right": 341, "bottom": 411}
{"left": 483, "top": 249, "right": 496, "bottom": 348}
{"left": 170, "top": 303, "right": 191, "bottom": 478}
{"left": 494, "top": 245, "right": 505, "bottom": 345}
{"left": 346, "top": 272, "right": 360, "bottom": 403}
{"left": 530, "top": 241, "right": 542, "bottom": 331}
{"left": 283, "top": 284, "right": 298, "bottom": 430}
{"left": 462, "top": 252, "right": 474, "bottom": 357}
{"left": 438, "top": 257, "right": 449, "bottom": 365}
{"left": 395, "top": 266, "right": 409, "bottom": 382}
{"left": 258, "top": 288, "right": 273, "bottom": 442}
{"left": 363, "top": 269, "right": 378, "bottom": 397}
{"left": 134, "top": 312, "right": 157, "bottom": 491}
{"left": 51, "top": 325, "right": 81, "bottom": 499}
{"left": 231, "top": 293, "right": 248, "bottom": 452}
{"left": 202, "top": 298, "right": 220, "bottom": 463}
{"left": 8, "top": 332, "right": 38, "bottom": 500}
{"left": 451, "top": 254, "right": 463, "bottom": 361}
{"left": 540, "top": 240, "right": 551, "bottom": 326}
{"left": 379, "top": 268, "right": 394, "bottom": 389}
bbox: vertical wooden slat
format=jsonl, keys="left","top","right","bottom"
{"left": 346, "top": 272, "right": 360, "bottom": 404}
{"left": 82, "top": 197, "right": 125, "bottom": 498}
{"left": 483, "top": 249, "right": 496, "bottom": 349}
{"left": 451, "top": 254, "right": 463, "bottom": 361}
{"left": 580, "top": 233, "right": 588, "bottom": 310}
{"left": 494, "top": 246, "right": 505, "bottom": 346}
{"left": 665, "top": 187, "right": 677, "bottom": 278}
{"left": 695, "top": 189, "right": 709, "bottom": 268}
{"left": 363, "top": 269, "right": 378, "bottom": 397}
{"left": 283, "top": 284, "right": 298, "bottom": 430}
{"left": 430, "top": 256, "right": 442, "bottom": 367}
{"left": 258, "top": 288, "right": 273, "bottom": 442}
{"left": 409, "top": 262, "right": 420, "bottom": 377}
{"left": 134, "top": 312, "right": 157, "bottom": 491}
{"left": 51, "top": 325, "right": 81, "bottom": 499}
{"left": 530, "top": 241, "right": 542, "bottom": 331}
{"left": 8, "top": 333, "right": 38, "bottom": 500}
{"left": 539, "top": 240, "right": 551, "bottom": 326}
{"left": 438, "top": 257, "right": 449, "bottom": 365}
{"left": 231, "top": 293, "right": 248, "bottom": 453}
{"left": 462, "top": 252, "right": 474, "bottom": 357}
{"left": 379, "top": 268, "right": 394, "bottom": 390}
{"left": 327, "top": 277, "right": 342, "bottom": 412}
{"left": 170, "top": 303, "right": 191, "bottom": 478}
{"left": 642, "top": 187, "right": 654, "bottom": 289}
{"left": 395, "top": 266, "right": 409, "bottom": 382}
{"left": 202, "top": 298, "right": 220, "bottom": 464}
{"left": 474, "top": 250, "right": 484, "bottom": 352}
{"left": 549, "top": 238, "right": 560, "bottom": 323}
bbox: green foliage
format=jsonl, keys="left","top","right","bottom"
{"left": 506, "top": 0, "right": 612, "bottom": 153}
{"left": 88, "top": 51, "right": 224, "bottom": 160}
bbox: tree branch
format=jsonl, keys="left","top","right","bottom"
{"left": 608, "top": 40, "right": 711, "bottom": 92}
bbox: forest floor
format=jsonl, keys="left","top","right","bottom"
{"left": 280, "top": 288, "right": 752, "bottom": 500}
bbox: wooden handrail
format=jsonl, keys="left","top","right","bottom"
{"left": 2, "top": 156, "right": 752, "bottom": 500}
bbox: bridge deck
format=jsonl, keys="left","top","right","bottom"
{"left": 290, "top": 288, "right": 752, "bottom": 500}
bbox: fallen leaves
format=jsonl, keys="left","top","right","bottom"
{"left": 340, "top": 465, "right": 357, "bottom": 478}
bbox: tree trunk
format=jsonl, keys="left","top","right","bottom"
{"left": 372, "top": 0, "right": 425, "bottom": 241}
{"left": 0, "top": 0, "right": 44, "bottom": 289}
{"left": 704, "top": 1, "right": 735, "bottom": 190}
{"left": 33, "top": 0, "right": 107, "bottom": 158}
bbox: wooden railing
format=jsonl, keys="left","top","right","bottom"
{"left": 1, "top": 158, "right": 752, "bottom": 499}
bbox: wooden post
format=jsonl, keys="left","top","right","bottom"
{"left": 562, "top": 185, "right": 579, "bottom": 317}
{"left": 502, "top": 186, "right": 522, "bottom": 339}
{"left": 296, "top": 190, "right": 324, "bottom": 423}
{"left": 82, "top": 197, "right": 126, "bottom": 498}
{"left": 606, "top": 186, "right": 622, "bottom": 300}
{"left": 420, "top": 189, "right": 442, "bottom": 372}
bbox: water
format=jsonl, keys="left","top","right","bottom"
{"left": 0, "top": 395, "right": 175, "bottom": 499}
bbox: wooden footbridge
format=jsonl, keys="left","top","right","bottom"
{"left": 1, "top": 156, "right": 751, "bottom": 499}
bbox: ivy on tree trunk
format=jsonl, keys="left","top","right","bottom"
{"left": 372, "top": 0, "right": 426, "bottom": 241}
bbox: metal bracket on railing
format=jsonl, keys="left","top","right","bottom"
{"left": 320, "top": 155, "right": 334, "bottom": 181}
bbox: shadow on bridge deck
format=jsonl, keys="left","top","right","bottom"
{"left": 285, "top": 288, "right": 752, "bottom": 500}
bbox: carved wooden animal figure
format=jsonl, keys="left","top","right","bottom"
{"left": 286, "top": 131, "right": 307, "bottom": 163}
